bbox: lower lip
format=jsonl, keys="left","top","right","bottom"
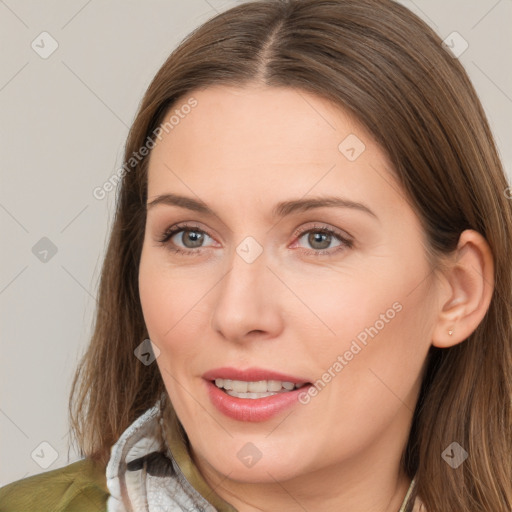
{"left": 205, "top": 380, "right": 311, "bottom": 422}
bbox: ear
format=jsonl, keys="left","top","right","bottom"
{"left": 431, "top": 229, "right": 494, "bottom": 348}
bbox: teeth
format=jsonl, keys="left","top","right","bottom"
{"left": 232, "top": 380, "right": 248, "bottom": 393}
{"left": 248, "top": 381, "right": 267, "bottom": 392}
{"left": 216, "top": 378, "right": 235, "bottom": 390}
{"left": 213, "top": 379, "right": 301, "bottom": 394}
{"left": 267, "top": 380, "right": 282, "bottom": 391}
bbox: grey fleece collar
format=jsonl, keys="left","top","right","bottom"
{"left": 106, "top": 397, "right": 218, "bottom": 512}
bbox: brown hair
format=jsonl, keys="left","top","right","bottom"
{"left": 69, "top": 0, "right": 512, "bottom": 509}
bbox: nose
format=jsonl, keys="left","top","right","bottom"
{"left": 210, "top": 244, "right": 283, "bottom": 343}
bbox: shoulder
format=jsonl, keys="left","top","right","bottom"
{"left": 0, "top": 457, "right": 109, "bottom": 512}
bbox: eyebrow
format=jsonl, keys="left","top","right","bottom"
{"left": 146, "top": 193, "right": 377, "bottom": 219}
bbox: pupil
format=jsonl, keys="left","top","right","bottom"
{"left": 185, "top": 230, "right": 203, "bottom": 248}
{"left": 309, "top": 232, "right": 330, "bottom": 250}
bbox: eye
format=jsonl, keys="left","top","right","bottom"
{"left": 157, "top": 223, "right": 216, "bottom": 256}
{"left": 156, "top": 222, "right": 353, "bottom": 257}
{"left": 292, "top": 224, "right": 353, "bottom": 256}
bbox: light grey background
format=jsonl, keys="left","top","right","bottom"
{"left": 1, "top": 0, "right": 511, "bottom": 485}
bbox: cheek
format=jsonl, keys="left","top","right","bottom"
{"left": 139, "top": 255, "right": 168, "bottom": 336}
{"left": 320, "top": 271, "right": 433, "bottom": 422}
{"left": 297, "top": 244, "right": 433, "bottom": 381}
{"left": 138, "top": 260, "right": 200, "bottom": 413}
{"left": 284, "top": 265, "right": 415, "bottom": 363}
{"left": 138, "top": 252, "right": 209, "bottom": 365}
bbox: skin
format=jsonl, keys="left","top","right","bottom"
{"left": 138, "top": 84, "right": 494, "bottom": 512}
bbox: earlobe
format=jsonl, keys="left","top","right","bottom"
{"left": 431, "top": 229, "right": 494, "bottom": 349}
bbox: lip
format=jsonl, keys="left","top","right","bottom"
{"left": 202, "top": 367, "right": 309, "bottom": 384}
{"left": 202, "top": 367, "right": 312, "bottom": 422}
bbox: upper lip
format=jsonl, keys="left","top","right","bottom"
{"left": 202, "top": 367, "right": 310, "bottom": 384}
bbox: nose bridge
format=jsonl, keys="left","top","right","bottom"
{"left": 211, "top": 236, "right": 281, "bottom": 340}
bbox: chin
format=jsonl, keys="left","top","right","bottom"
{"left": 220, "top": 460, "right": 302, "bottom": 484}
{"left": 201, "top": 442, "right": 306, "bottom": 481}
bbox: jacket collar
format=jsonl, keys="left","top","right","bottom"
{"left": 106, "top": 393, "right": 231, "bottom": 511}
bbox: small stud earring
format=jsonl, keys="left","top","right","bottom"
{"left": 448, "top": 330, "right": 453, "bottom": 336}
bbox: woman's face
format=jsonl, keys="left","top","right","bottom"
{"left": 139, "top": 84, "right": 437, "bottom": 484}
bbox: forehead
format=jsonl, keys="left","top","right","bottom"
{"left": 149, "top": 84, "right": 369, "bottom": 164}
{"left": 145, "top": 85, "right": 401, "bottom": 217}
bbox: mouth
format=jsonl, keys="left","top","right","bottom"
{"left": 202, "top": 367, "right": 312, "bottom": 421}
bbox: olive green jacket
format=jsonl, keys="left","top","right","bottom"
{"left": 0, "top": 457, "right": 108, "bottom": 512}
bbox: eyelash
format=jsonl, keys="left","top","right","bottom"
{"left": 156, "top": 222, "right": 353, "bottom": 257}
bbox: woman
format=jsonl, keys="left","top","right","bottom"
{"left": 1, "top": 0, "right": 510, "bottom": 510}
